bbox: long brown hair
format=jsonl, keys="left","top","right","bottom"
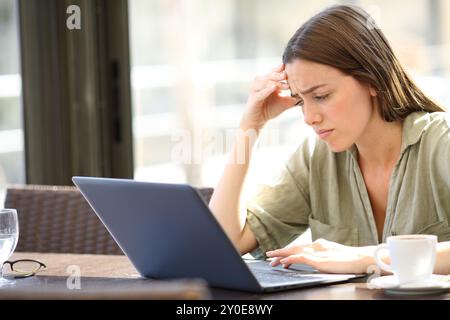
{"left": 282, "top": 5, "right": 446, "bottom": 121}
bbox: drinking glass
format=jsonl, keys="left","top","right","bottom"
{"left": 0, "top": 209, "right": 19, "bottom": 287}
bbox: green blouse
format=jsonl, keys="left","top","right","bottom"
{"left": 246, "top": 111, "right": 450, "bottom": 258}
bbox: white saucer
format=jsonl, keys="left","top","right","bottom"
{"left": 369, "top": 275, "right": 450, "bottom": 296}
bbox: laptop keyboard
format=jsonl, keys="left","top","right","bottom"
{"left": 244, "top": 260, "right": 361, "bottom": 287}
{"left": 246, "top": 260, "right": 325, "bottom": 284}
{"left": 251, "top": 269, "right": 324, "bottom": 283}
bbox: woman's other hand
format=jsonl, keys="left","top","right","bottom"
{"left": 240, "top": 64, "right": 298, "bottom": 130}
{"left": 266, "top": 238, "right": 375, "bottom": 274}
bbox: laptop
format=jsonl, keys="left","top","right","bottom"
{"left": 72, "top": 176, "right": 363, "bottom": 293}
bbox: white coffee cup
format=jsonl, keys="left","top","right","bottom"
{"left": 374, "top": 234, "right": 437, "bottom": 285}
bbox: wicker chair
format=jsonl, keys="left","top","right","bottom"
{"left": 4, "top": 184, "right": 214, "bottom": 255}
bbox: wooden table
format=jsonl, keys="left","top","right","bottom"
{"left": 0, "top": 252, "right": 209, "bottom": 300}
{"left": 1, "top": 252, "right": 449, "bottom": 300}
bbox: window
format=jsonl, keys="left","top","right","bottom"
{"left": 0, "top": 0, "right": 24, "bottom": 204}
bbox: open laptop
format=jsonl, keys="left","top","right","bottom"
{"left": 72, "top": 176, "right": 363, "bottom": 293}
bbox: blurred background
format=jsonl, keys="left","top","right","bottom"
{"left": 1, "top": 0, "right": 449, "bottom": 204}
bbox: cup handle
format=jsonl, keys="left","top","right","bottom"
{"left": 374, "top": 243, "right": 392, "bottom": 273}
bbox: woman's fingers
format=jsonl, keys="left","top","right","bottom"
{"left": 279, "top": 253, "right": 320, "bottom": 269}
{"left": 253, "top": 79, "right": 289, "bottom": 93}
{"left": 269, "top": 257, "right": 283, "bottom": 267}
{"left": 266, "top": 245, "right": 304, "bottom": 258}
{"left": 257, "top": 80, "right": 288, "bottom": 91}
{"left": 268, "top": 71, "right": 286, "bottom": 81}
{"left": 271, "top": 63, "right": 285, "bottom": 72}
{"left": 278, "top": 95, "right": 300, "bottom": 109}
{"left": 252, "top": 67, "right": 288, "bottom": 91}
{"left": 241, "top": 63, "right": 293, "bottom": 127}
{"left": 267, "top": 244, "right": 322, "bottom": 269}
{"left": 267, "top": 240, "right": 373, "bottom": 274}
{"left": 254, "top": 84, "right": 278, "bottom": 101}
{"left": 269, "top": 257, "right": 294, "bottom": 269}
{"left": 277, "top": 252, "right": 367, "bottom": 274}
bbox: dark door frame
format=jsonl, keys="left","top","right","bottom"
{"left": 18, "top": 0, "right": 133, "bottom": 185}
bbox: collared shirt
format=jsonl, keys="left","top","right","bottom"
{"left": 246, "top": 111, "right": 450, "bottom": 258}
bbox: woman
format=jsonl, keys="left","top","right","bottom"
{"left": 209, "top": 5, "right": 450, "bottom": 275}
